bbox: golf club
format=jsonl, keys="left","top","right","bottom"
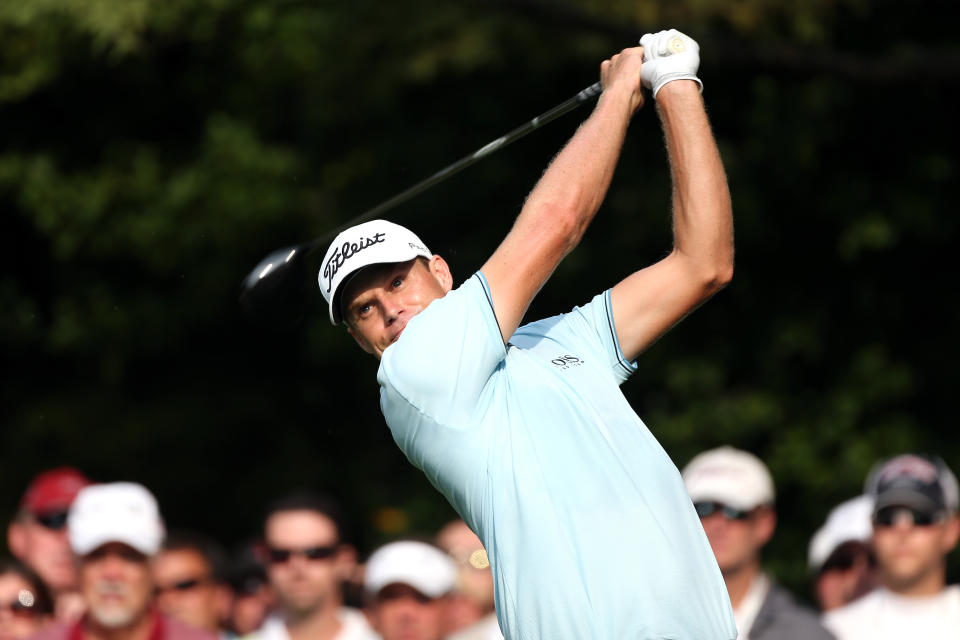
{"left": 240, "top": 80, "right": 604, "bottom": 328}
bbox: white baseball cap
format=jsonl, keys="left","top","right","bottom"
{"left": 318, "top": 219, "right": 433, "bottom": 325}
{"left": 67, "top": 482, "right": 166, "bottom": 556}
{"left": 681, "top": 446, "right": 775, "bottom": 512}
{"left": 364, "top": 540, "right": 457, "bottom": 599}
{"left": 807, "top": 494, "right": 874, "bottom": 572}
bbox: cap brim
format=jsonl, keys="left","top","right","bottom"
{"left": 73, "top": 533, "right": 157, "bottom": 558}
{"left": 873, "top": 490, "right": 942, "bottom": 516}
{"left": 330, "top": 265, "right": 371, "bottom": 325}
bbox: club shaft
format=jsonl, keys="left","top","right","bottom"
{"left": 311, "top": 81, "right": 604, "bottom": 251}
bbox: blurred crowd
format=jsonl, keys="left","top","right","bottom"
{"left": 2, "top": 450, "right": 957, "bottom": 640}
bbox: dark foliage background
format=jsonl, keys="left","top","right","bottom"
{"left": 2, "top": 0, "right": 957, "bottom": 600}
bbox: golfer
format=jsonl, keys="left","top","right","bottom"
{"left": 320, "top": 30, "right": 736, "bottom": 639}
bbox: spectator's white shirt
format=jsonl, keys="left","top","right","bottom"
{"left": 446, "top": 612, "right": 503, "bottom": 640}
{"left": 252, "top": 609, "right": 378, "bottom": 640}
{"left": 732, "top": 572, "right": 770, "bottom": 640}
{"left": 823, "top": 585, "right": 960, "bottom": 640}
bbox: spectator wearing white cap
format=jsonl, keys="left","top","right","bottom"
{"left": 363, "top": 541, "right": 455, "bottom": 640}
{"left": 682, "top": 447, "right": 835, "bottom": 640}
{"left": 28, "top": 482, "right": 215, "bottom": 640}
{"left": 807, "top": 495, "right": 877, "bottom": 611}
{"left": 822, "top": 454, "right": 960, "bottom": 640}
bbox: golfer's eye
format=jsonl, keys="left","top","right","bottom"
{"left": 391, "top": 277, "right": 403, "bottom": 288}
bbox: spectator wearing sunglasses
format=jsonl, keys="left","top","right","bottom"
{"left": 7, "top": 467, "right": 91, "bottom": 622}
{"left": 28, "top": 482, "right": 216, "bottom": 640}
{"left": 823, "top": 454, "right": 960, "bottom": 640}
{"left": 682, "top": 447, "right": 835, "bottom": 640}
{"left": 807, "top": 495, "right": 877, "bottom": 611}
{"left": 363, "top": 540, "right": 455, "bottom": 640}
{"left": 0, "top": 559, "right": 53, "bottom": 640}
{"left": 153, "top": 532, "right": 232, "bottom": 637}
{"left": 248, "top": 493, "right": 375, "bottom": 640}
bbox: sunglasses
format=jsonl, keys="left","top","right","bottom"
{"left": 266, "top": 545, "right": 339, "bottom": 564}
{"left": 154, "top": 577, "right": 207, "bottom": 596}
{"left": 34, "top": 511, "right": 69, "bottom": 531}
{"left": 694, "top": 501, "right": 752, "bottom": 521}
{"left": 873, "top": 506, "right": 945, "bottom": 528}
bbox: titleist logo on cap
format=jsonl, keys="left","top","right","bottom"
{"left": 322, "top": 232, "right": 386, "bottom": 293}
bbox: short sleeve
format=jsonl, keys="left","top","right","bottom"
{"left": 377, "top": 272, "right": 506, "bottom": 426}
{"left": 587, "top": 289, "right": 639, "bottom": 383}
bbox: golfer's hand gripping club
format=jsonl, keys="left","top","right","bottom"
{"left": 639, "top": 29, "right": 703, "bottom": 98}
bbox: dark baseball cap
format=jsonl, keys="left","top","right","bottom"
{"left": 19, "top": 467, "right": 92, "bottom": 515}
{"left": 865, "top": 454, "right": 959, "bottom": 517}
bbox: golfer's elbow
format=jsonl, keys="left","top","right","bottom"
{"left": 534, "top": 199, "right": 590, "bottom": 255}
{"left": 677, "top": 247, "right": 733, "bottom": 298}
{"left": 712, "top": 260, "right": 734, "bottom": 291}
{"left": 701, "top": 254, "right": 734, "bottom": 295}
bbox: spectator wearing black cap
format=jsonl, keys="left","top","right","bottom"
{"left": 807, "top": 495, "right": 877, "bottom": 611}
{"left": 682, "top": 447, "right": 835, "bottom": 640}
{"left": 223, "top": 543, "right": 272, "bottom": 637}
{"left": 28, "top": 482, "right": 216, "bottom": 640}
{"left": 7, "top": 467, "right": 91, "bottom": 621}
{"left": 153, "top": 532, "right": 232, "bottom": 637}
{"left": 823, "top": 454, "right": 960, "bottom": 640}
{"left": 363, "top": 540, "right": 455, "bottom": 640}
{"left": 247, "top": 493, "right": 375, "bottom": 640}
{"left": 0, "top": 558, "right": 54, "bottom": 640}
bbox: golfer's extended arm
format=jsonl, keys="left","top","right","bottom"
{"left": 481, "top": 78, "right": 639, "bottom": 342}
{"left": 611, "top": 81, "right": 734, "bottom": 362}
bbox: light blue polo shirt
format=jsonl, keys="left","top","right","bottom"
{"left": 378, "top": 273, "right": 735, "bottom": 640}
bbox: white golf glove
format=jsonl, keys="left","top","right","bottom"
{"left": 639, "top": 29, "right": 702, "bottom": 98}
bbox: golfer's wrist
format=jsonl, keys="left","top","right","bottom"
{"left": 654, "top": 79, "right": 701, "bottom": 107}
{"left": 598, "top": 81, "right": 641, "bottom": 117}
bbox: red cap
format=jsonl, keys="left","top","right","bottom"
{"left": 19, "top": 467, "right": 92, "bottom": 515}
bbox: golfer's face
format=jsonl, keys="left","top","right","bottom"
{"left": 344, "top": 257, "right": 451, "bottom": 358}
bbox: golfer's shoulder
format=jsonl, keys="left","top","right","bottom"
{"left": 378, "top": 278, "right": 505, "bottom": 404}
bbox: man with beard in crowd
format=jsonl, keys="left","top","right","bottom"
{"left": 28, "top": 482, "right": 215, "bottom": 640}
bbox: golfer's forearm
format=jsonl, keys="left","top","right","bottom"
{"left": 518, "top": 83, "right": 635, "bottom": 254}
{"left": 657, "top": 81, "right": 733, "bottom": 284}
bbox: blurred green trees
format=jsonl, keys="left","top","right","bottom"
{"left": 2, "top": 0, "right": 958, "bottom": 595}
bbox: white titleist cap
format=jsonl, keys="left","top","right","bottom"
{"left": 365, "top": 540, "right": 457, "bottom": 599}
{"left": 681, "top": 446, "right": 775, "bottom": 512}
{"left": 318, "top": 219, "right": 432, "bottom": 325}
{"left": 68, "top": 482, "right": 165, "bottom": 556}
{"left": 807, "top": 494, "right": 874, "bottom": 572}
